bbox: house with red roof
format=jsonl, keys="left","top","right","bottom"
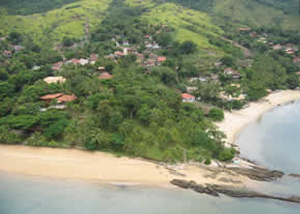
{"left": 52, "top": 62, "right": 63, "bottom": 71}
{"left": 182, "top": 93, "right": 195, "bottom": 103}
{"left": 156, "top": 56, "right": 166, "bottom": 65}
{"left": 57, "top": 94, "right": 77, "bottom": 103}
{"left": 114, "top": 51, "right": 124, "bottom": 57}
{"left": 40, "top": 93, "right": 77, "bottom": 105}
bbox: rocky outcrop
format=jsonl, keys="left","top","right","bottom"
{"left": 225, "top": 166, "right": 284, "bottom": 181}
{"left": 289, "top": 173, "right": 300, "bottom": 179}
{"left": 170, "top": 179, "right": 300, "bottom": 205}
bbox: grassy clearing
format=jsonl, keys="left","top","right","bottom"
{"left": 0, "top": 0, "right": 111, "bottom": 45}
{"left": 213, "top": 0, "right": 300, "bottom": 30}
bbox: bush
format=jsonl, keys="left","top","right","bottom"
{"left": 0, "top": 125, "right": 22, "bottom": 144}
{"left": 207, "top": 108, "right": 224, "bottom": 121}
{"left": 218, "top": 148, "right": 235, "bottom": 161}
{"left": 204, "top": 158, "right": 211, "bottom": 165}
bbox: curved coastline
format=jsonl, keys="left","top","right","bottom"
{"left": 215, "top": 90, "right": 300, "bottom": 146}
{"left": 1, "top": 90, "right": 300, "bottom": 187}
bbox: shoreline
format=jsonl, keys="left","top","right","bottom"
{"left": 215, "top": 90, "right": 300, "bottom": 145}
{"left": 1, "top": 90, "right": 300, "bottom": 187}
{"left": 0, "top": 144, "right": 248, "bottom": 187}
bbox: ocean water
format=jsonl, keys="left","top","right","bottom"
{"left": 0, "top": 172, "right": 299, "bottom": 214}
{"left": 1, "top": 100, "right": 300, "bottom": 214}
{"left": 236, "top": 99, "right": 300, "bottom": 174}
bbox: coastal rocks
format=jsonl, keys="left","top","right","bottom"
{"left": 289, "top": 173, "right": 300, "bottom": 179}
{"left": 170, "top": 179, "right": 300, "bottom": 205}
{"left": 225, "top": 166, "right": 284, "bottom": 181}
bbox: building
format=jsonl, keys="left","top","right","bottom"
{"left": 40, "top": 93, "right": 64, "bottom": 105}
{"left": 11, "top": 45, "right": 24, "bottom": 52}
{"left": 3, "top": 50, "right": 12, "bottom": 58}
{"left": 224, "top": 68, "right": 241, "bottom": 79}
{"left": 285, "top": 48, "right": 295, "bottom": 55}
{"left": 114, "top": 51, "right": 124, "bottom": 57}
{"left": 182, "top": 93, "right": 195, "bottom": 103}
{"left": 189, "top": 77, "right": 207, "bottom": 83}
{"left": 90, "top": 53, "right": 98, "bottom": 64}
{"left": 186, "top": 87, "right": 198, "bottom": 93}
{"left": 238, "top": 27, "right": 251, "bottom": 32}
{"left": 293, "top": 57, "right": 300, "bottom": 64}
{"left": 273, "top": 44, "right": 283, "bottom": 50}
{"left": 98, "top": 72, "right": 113, "bottom": 80}
{"left": 57, "top": 94, "right": 77, "bottom": 103}
{"left": 97, "top": 67, "right": 106, "bottom": 72}
{"left": 40, "top": 93, "right": 76, "bottom": 105}
{"left": 156, "top": 56, "right": 166, "bottom": 65}
{"left": 43, "top": 76, "right": 66, "bottom": 84}
{"left": 51, "top": 62, "right": 63, "bottom": 71}
{"left": 79, "top": 58, "right": 89, "bottom": 66}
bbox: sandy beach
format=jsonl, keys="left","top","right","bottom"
{"left": 1, "top": 90, "right": 299, "bottom": 186}
{"left": 216, "top": 90, "right": 300, "bottom": 145}
{"left": 0, "top": 144, "right": 247, "bottom": 186}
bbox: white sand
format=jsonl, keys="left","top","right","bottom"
{"left": 216, "top": 90, "right": 300, "bottom": 145}
{"left": 1, "top": 90, "right": 299, "bottom": 186}
{"left": 0, "top": 144, "right": 246, "bottom": 186}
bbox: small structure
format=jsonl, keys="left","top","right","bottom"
{"left": 189, "top": 77, "right": 207, "bottom": 83}
{"left": 3, "top": 50, "right": 12, "bottom": 58}
{"left": 156, "top": 56, "right": 166, "bottom": 65}
{"left": 98, "top": 72, "right": 113, "bottom": 80}
{"left": 214, "top": 61, "right": 222, "bottom": 67}
{"left": 79, "top": 58, "right": 89, "bottom": 66}
{"left": 211, "top": 74, "right": 219, "bottom": 81}
{"left": 43, "top": 76, "right": 66, "bottom": 84}
{"left": 238, "top": 27, "right": 251, "bottom": 32}
{"left": 186, "top": 87, "right": 197, "bottom": 93}
{"left": 273, "top": 44, "right": 283, "bottom": 50}
{"left": 32, "top": 66, "right": 41, "bottom": 70}
{"left": 12, "top": 45, "right": 24, "bottom": 52}
{"left": 90, "top": 53, "right": 98, "bottom": 62}
{"left": 182, "top": 93, "right": 195, "bottom": 103}
{"left": 52, "top": 62, "right": 63, "bottom": 71}
{"left": 97, "top": 67, "right": 106, "bottom": 72}
{"left": 114, "top": 51, "right": 124, "bottom": 57}
{"left": 57, "top": 94, "right": 77, "bottom": 103}
{"left": 293, "top": 57, "right": 300, "bottom": 64}
{"left": 40, "top": 93, "right": 77, "bottom": 106}
{"left": 286, "top": 48, "right": 295, "bottom": 55}
{"left": 224, "top": 68, "right": 241, "bottom": 79}
{"left": 40, "top": 93, "right": 63, "bottom": 105}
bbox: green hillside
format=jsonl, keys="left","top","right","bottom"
{"left": 0, "top": 0, "right": 112, "bottom": 46}
{"left": 212, "top": 0, "right": 300, "bottom": 29}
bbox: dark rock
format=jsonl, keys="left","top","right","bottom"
{"left": 170, "top": 179, "right": 300, "bottom": 205}
{"left": 289, "top": 174, "right": 300, "bottom": 178}
{"left": 226, "top": 166, "right": 284, "bottom": 181}
{"left": 170, "top": 179, "right": 191, "bottom": 189}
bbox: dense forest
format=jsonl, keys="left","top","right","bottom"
{"left": 0, "top": 0, "right": 300, "bottom": 164}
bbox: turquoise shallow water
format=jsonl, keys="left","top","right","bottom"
{"left": 1, "top": 100, "right": 300, "bottom": 213}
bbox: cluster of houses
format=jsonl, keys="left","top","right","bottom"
{"left": 2, "top": 45, "right": 25, "bottom": 58}
{"left": 238, "top": 27, "right": 300, "bottom": 56}
{"left": 105, "top": 31, "right": 168, "bottom": 70}
{"left": 52, "top": 53, "right": 99, "bottom": 71}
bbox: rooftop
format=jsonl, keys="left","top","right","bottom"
{"left": 182, "top": 93, "right": 195, "bottom": 99}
